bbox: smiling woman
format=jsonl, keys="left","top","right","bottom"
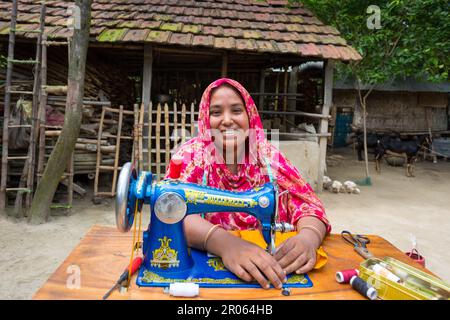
{"left": 164, "top": 78, "right": 330, "bottom": 290}
{"left": 209, "top": 84, "right": 250, "bottom": 174}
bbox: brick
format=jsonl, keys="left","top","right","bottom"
{"left": 214, "top": 37, "right": 236, "bottom": 50}
{"left": 202, "top": 26, "right": 224, "bottom": 36}
{"left": 182, "top": 25, "right": 201, "bottom": 34}
{"left": 146, "top": 30, "right": 172, "bottom": 43}
{"left": 123, "top": 29, "right": 150, "bottom": 42}
{"left": 192, "top": 35, "right": 215, "bottom": 47}
{"left": 243, "top": 30, "right": 263, "bottom": 39}
{"left": 169, "top": 32, "right": 194, "bottom": 46}
{"left": 256, "top": 40, "right": 276, "bottom": 53}
{"left": 97, "top": 28, "right": 128, "bottom": 42}
{"left": 236, "top": 39, "right": 257, "bottom": 51}
{"left": 160, "top": 23, "right": 182, "bottom": 32}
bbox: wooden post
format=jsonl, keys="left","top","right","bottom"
{"left": 142, "top": 44, "right": 153, "bottom": 110}
{"left": 317, "top": 60, "right": 334, "bottom": 192}
{"left": 138, "top": 103, "right": 145, "bottom": 172}
{"left": 37, "top": 35, "right": 48, "bottom": 185}
{"left": 164, "top": 103, "right": 170, "bottom": 169}
{"left": 283, "top": 66, "right": 289, "bottom": 130}
{"left": 147, "top": 101, "right": 152, "bottom": 171}
{"left": 111, "top": 106, "right": 124, "bottom": 196}
{"left": 274, "top": 72, "right": 280, "bottom": 111}
{"left": 259, "top": 69, "right": 265, "bottom": 110}
{"left": 156, "top": 103, "right": 161, "bottom": 180}
{"left": 173, "top": 102, "right": 178, "bottom": 152}
{"left": 221, "top": 52, "right": 228, "bottom": 78}
{"left": 190, "top": 103, "right": 195, "bottom": 138}
{"left": 0, "top": 0, "right": 18, "bottom": 210}
{"left": 181, "top": 103, "right": 186, "bottom": 144}
{"left": 288, "top": 66, "right": 298, "bottom": 126}
{"left": 142, "top": 44, "right": 153, "bottom": 170}
{"left": 94, "top": 107, "right": 106, "bottom": 196}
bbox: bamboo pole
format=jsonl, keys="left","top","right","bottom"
{"left": 132, "top": 104, "right": 138, "bottom": 166}
{"left": 111, "top": 105, "right": 123, "bottom": 195}
{"left": 94, "top": 107, "right": 106, "bottom": 196}
{"left": 164, "top": 103, "right": 170, "bottom": 170}
{"left": 156, "top": 103, "right": 161, "bottom": 179}
{"left": 283, "top": 66, "right": 288, "bottom": 129}
{"left": 190, "top": 102, "right": 195, "bottom": 138}
{"left": 274, "top": 73, "right": 280, "bottom": 111}
{"left": 181, "top": 103, "right": 186, "bottom": 144}
{"left": 173, "top": 102, "right": 178, "bottom": 152}
{"left": 147, "top": 101, "right": 153, "bottom": 171}
{"left": 138, "top": 103, "right": 145, "bottom": 172}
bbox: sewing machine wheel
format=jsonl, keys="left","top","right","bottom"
{"left": 154, "top": 192, "right": 187, "bottom": 224}
{"left": 116, "top": 162, "right": 137, "bottom": 232}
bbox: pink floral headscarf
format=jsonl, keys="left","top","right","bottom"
{"left": 165, "top": 78, "right": 330, "bottom": 233}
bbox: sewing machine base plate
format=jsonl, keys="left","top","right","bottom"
{"left": 136, "top": 249, "right": 313, "bottom": 288}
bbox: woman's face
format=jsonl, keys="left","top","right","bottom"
{"left": 209, "top": 85, "right": 249, "bottom": 156}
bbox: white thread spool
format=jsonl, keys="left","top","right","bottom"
{"left": 165, "top": 282, "right": 199, "bottom": 297}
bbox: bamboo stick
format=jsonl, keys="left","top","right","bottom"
{"left": 156, "top": 103, "right": 161, "bottom": 180}
{"left": 181, "top": 103, "right": 186, "bottom": 144}
{"left": 138, "top": 103, "right": 144, "bottom": 172}
{"left": 111, "top": 105, "right": 123, "bottom": 196}
{"left": 173, "top": 102, "right": 178, "bottom": 151}
{"left": 274, "top": 73, "right": 280, "bottom": 111}
{"left": 147, "top": 101, "right": 153, "bottom": 171}
{"left": 190, "top": 102, "right": 195, "bottom": 138}
{"left": 94, "top": 107, "right": 106, "bottom": 196}
{"left": 164, "top": 103, "right": 170, "bottom": 170}
{"left": 132, "top": 104, "right": 138, "bottom": 166}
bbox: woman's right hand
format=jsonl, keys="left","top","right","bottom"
{"left": 208, "top": 229, "right": 286, "bottom": 289}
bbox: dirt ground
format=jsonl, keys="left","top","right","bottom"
{"left": 0, "top": 146, "right": 449, "bottom": 299}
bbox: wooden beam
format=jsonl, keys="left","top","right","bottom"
{"left": 142, "top": 44, "right": 153, "bottom": 110}
{"left": 258, "top": 69, "right": 265, "bottom": 110}
{"left": 142, "top": 44, "right": 153, "bottom": 170}
{"left": 221, "top": 52, "right": 228, "bottom": 77}
{"left": 317, "top": 60, "right": 334, "bottom": 192}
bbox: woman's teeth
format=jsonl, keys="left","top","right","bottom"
{"left": 223, "top": 130, "right": 238, "bottom": 136}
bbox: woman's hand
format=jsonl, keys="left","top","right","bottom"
{"left": 210, "top": 229, "right": 286, "bottom": 289}
{"left": 274, "top": 231, "right": 318, "bottom": 275}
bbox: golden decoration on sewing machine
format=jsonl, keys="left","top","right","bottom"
{"left": 207, "top": 257, "right": 227, "bottom": 271}
{"left": 151, "top": 236, "right": 180, "bottom": 269}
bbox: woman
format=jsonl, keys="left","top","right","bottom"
{"left": 165, "top": 78, "right": 330, "bottom": 289}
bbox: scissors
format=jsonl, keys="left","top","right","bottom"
{"left": 341, "top": 230, "right": 374, "bottom": 259}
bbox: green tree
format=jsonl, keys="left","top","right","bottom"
{"left": 291, "top": 0, "right": 449, "bottom": 181}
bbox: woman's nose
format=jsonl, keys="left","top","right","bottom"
{"left": 222, "top": 111, "right": 233, "bottom": 126}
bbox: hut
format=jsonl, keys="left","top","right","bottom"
{"left": 0, "top": 0, "right": 361, "bottom": 204}
{"left": 332, "top": 77, "right": 450, "bottom": 147}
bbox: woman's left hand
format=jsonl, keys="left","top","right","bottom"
{"left": 273, "top": 232, "right": 318, "bottom": 275}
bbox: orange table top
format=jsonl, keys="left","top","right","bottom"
{"left": 33, "top": 225, "right": 433, "bottom": 300}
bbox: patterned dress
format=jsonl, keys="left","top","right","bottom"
{"left": 165, "top": 78, "right": 331, "bottom": 233}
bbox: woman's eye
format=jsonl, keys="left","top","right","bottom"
{"left": 210, "top": 110, "right": 221, "bottom": 116}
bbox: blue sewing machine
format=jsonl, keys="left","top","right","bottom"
{"left": 115, "top": 162, "right": 312, "bottom": 288}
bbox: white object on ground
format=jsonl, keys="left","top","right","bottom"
{"left": 331, "top": 180, "right": 343, "bottom": 193}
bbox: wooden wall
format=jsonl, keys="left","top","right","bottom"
{"left": 334, "top": 90, "right": 448, "bottom": 133}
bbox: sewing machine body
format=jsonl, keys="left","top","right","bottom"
{"left": 115, "top": 162, "right": 309, "bottom": 288}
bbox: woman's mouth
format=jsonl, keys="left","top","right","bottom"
{"left": 221, "top": 130, "right": 239, "bottom": 137}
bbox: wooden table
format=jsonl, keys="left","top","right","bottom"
{"left": 33, "top": 225, "right": 434, "bottom": 300}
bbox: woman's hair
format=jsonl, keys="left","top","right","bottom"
{"left": 210, "top": 83, "right": 246, "bottom": 107}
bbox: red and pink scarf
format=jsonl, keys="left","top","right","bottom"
{"left": 165, "top": 78, "right": 330, "bottom": 232}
